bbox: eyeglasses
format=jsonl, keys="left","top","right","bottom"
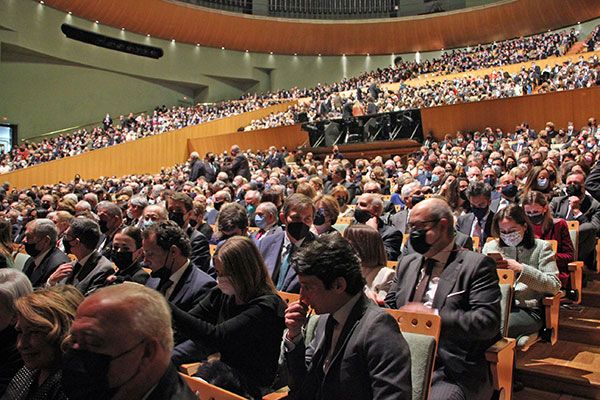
{"left": 407, "top": 219, "right": 439, "bottom": 232}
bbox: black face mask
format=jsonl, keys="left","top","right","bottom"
{"left": 527, "top": 213, "right": 545, "bottom": 225}
{"left": 409, "top": 229, "right": 432, "bottom": 254}
{"left": 41, "top": 202, "right": 52, "bottom": 210}
{"left": 566, "top": 183, "right": 583, "bottom": 197}
{"left": 111, "top": 251, "right": 134, "bottom": 270}
{"left": 188, "top": 219, "right": 198, "bottom": 228}
{"left": 99, "top": 220, "right": 109, "bottom": 234}
{"left": 214, "top": 201, "right": 223, "bottom": 211}
{"left": 287, "top": 222, "right": 310, "bottom": 241}
{"left": 24, "top": 242, "right": 41, "bottom": 257}
{"left": 63, "top": 238, "right": 74, "bottom": 255}
{"left": 313, "top": 209, "right": 326, "bottom": 226}
{"left": 411, "top": 195, "right": 425, "bottom": 206}
{"left": 532, "top": 159, "right": 543, "bottom": 167}
{"left": 459, "top": 190, "right": 469, "bottom": 201}
{"left": 354, "top": 208, "right": 372, "bottom": 224}
{"left": 472, "top": 206, "right": 489, "bottom": 221}
{"left": 336, "top": 197, "right": 347, "bottom": 207}
{"left": 501, "top": 184, "right": 518, "bottom": 198}
{"left": 483, "top": 177, "right": 496, "bottom": 187}
{"left": 168, "top": 211, "right": 185, "bottom": 227}
{"left": 61, "top": 348, "right": 117, "bottom": 400}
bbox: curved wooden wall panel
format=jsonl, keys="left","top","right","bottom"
{"left": 2, "top": 101, "right": 295, "bottom": 189}
{"left": 422, "top": 86, "right": 600, "bottom": 138}
{"left": 187, "top": 124, "right": 307, "bottom": 157}
{"left": 44, "top": 0, "right": 600, "bottom": 55}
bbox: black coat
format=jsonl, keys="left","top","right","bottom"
{"left": 22, "top": 247, "right": 70, "bottom": 288}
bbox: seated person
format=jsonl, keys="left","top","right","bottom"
{"left": 312, "top": 194, "right": 340, "bottom": 236}
{"left": 65, "top": 283, "right": 196, "bottom": 399}
{"left": 343, "top": 224, "right": 395, "bottom": 304}
{"left": 522, "top": 191, "right": 574, "bottom": 288}
{"left": 170, "top": 236, "right": 286, "bottom": 398}
{"left": 0, "top": 270, "right": 33, "bottom": 396}
{"left": 284, "top": 234, "right": 412, "bottom": 399}
{"left": 105, "top": 226, "right": 150, "bottom": 285}
{"left": 3, "top": 285, "right": 83, "bottom": 400}
{"left": 482, "top": 204, "right": 561, "bottom": 344}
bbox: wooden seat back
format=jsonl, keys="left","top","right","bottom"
{"left": 180, "top": 373, "right": 246, "bottom": 400}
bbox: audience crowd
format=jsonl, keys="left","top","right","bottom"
{"left": 1, "top": 26, "right": 591, "bottom": 173}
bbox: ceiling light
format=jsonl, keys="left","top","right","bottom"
{"left": 270, "top": 52, "right": 273, "bottom": 55}
{"left": 171, "top": 39, "right": 175, "bottom": 43}
{"left": 147, "top": 34, "right": 150, "bottom": 37}
{"left": 39, "top": 1, "right": 44, "bottom": 4}
{"left": 221, "top": 47, "right": 225, "bottom": 50}
{"left": 95, "top": 20, "right": 99, "bottom": 24}
{"left": 68, "top": 11, "right": 72, "bottom": 14}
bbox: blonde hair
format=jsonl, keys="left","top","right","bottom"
{"left": 15, "top": 285, "right": 83, "bottom": 347}
{"left": 216, "top": 236, "right": 276, "bottom": 302}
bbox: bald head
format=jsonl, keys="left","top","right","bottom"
{"left": 357, "top": 193, "right": 384, "bottom": 217}
{"left": 409, "top": 198, "right": 455, "bottom": 255}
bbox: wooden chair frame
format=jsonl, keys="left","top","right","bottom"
{"left": 385, "top": 309, "right": 441, "bottom": 400}
{"left": 180, "top": 373, "right": 247, "bottom": 400}
{"left": 546, "top": 239, "right": 582, "bottom": 304}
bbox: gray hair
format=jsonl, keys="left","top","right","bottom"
{"left": 97, "top": 201, "right": 123, "bottom": 219}
{"left": 31, "top": 218, "right": 58, "bottom": 244}
{"left": 401, "top": 181, "right": 421, "bottom": 199}
{"left": 90, "top": 283, "right": 173, "bottom": 351}
{"left": 129, "top": 195, "right": 148, "bottom": 208}
{"left": 0, "top": 269, "right": 33, "bottom": 315}
{"left": 257, "top": 202, "right": 278, "bottom": 219}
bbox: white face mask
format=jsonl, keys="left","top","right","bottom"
{"left": 217, "top": 276, "right": 236, "bottom": 297}
{"left": 500, "top": 231, "right": 523, "bottom": 247}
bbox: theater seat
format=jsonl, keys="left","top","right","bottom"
{"left": 384, "top": 309, "right": 441, "bottom": 400}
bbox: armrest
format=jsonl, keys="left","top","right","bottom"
{"left": 485, "top": 337, "right": 516, "bottom": 394}
{"left": 179, "top": 362, "right": 202, "bottom": 376}
{"left": 542, "top": 292, "right": 563, "bottom": 306}
{"left": 263, "top": 390, "right": 289, "bottom": 400}
{"left": 567, "top": 261, "right": 584, "bottom": 272}
{"left": 485, "top": 337, "right": 516, "bottom": 363}
{"left": 542, "top": 292, "right": 563, "bottom": 345}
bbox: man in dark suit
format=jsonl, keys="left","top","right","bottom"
{"left": 257, "top": 194, "right": 315, "bottom": 293}
{"left": 96, "top": 201, "right": 124, "bottom": 260}
{"left": 490, "top": 173, "right": 519, "bottom": 214}
{"left": 189, "top": 151, "right": 216, "bottom": 183}
{"left": 263, "top": 146, "right": 286, "bottom": 169}
{"left": 284, "top": 234, "right": 412, "bottom": 399}
{"left": 229, "top": 144, "right": 251, "bottom": 181}
{"left": 323, "top": 165, "right": 356, "bottom": 203}
{"left": 21, "top": 218, "right": 70, "bottom": 287}
{"left": 143, "top": 221, "right": 215, "bottom": 314}
{"left": 67, "top": 284, "right": 196, "bottom": 400}
{"left": 456, "top": 181, "right": 495, "bottom": 244}
{"left": 167, "top": 192, "right": 212, "bottom": 276}
{"left": 385, "top": 198, "right": 501, "bottom": 400}
{"left": 47, "top": 218, "right": 115, "bottom": 295}
{"left": 390, "top": 181, "right": 424, "bottom": 233}
{"left": 355, "top": 193, "right": 403, "bottom": 261}
{"left": 551, "top": 170, "right": 600, "bottom": 264}
{"left": 251, "top": 202, "right": 283, "bottom": 243}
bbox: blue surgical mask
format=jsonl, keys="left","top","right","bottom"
{"left": 254, "top": 214, "right": 268, "bottom": 229}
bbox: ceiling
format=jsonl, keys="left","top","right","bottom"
{"left": 42, "top": 0, "right": 600, "bottom": 55}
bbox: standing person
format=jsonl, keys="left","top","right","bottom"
{"left": 386, "top": 198, "right": 501, "bottom": 400}
{"left": 284, "top": 234, "right": 412, "bottom": 399}
{"left": 230, "top": 145, "right": 251, "bottom": 181}
{"left": 171, "top": 237, "right": 286, "bottom": 398}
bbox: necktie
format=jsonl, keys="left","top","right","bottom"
{"left": 412, "top": 258, "right": 436, "bottom": 303}
{"left": 321, "top": 315, "right": 338, "bottom": 373}
{"left": 67, "top": 262, "right": 83, "bottom": 284}
{"left": 276, "top": 243, "right": 293, "bottom": 290}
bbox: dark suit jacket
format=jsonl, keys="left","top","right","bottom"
{"left": 189, "top": 229, "right": 215, "bottom": 277}
{"left": 257, "top": 230, "right": 315, "bottom": 293}
{"left": 585, "top": 160, "right": 600, "bottom": 202}
{"left": 146, "top": 363, "right": 196, "bottom": 400}
{"left": 145, "top": 262, "right": 216, "bottom": 313}
{"left": 385, "top": 247, "right": 501, "bottom": 399}
{"left": 390, "top": 209, "right": 409, "bottom": 233}
{"left": 22, "top": 247, "right": 70, "bottom": 288}
{"left": 456, "top": 211, "right": 495, "bottom": 243}
{"left": 250, "top": 225, "right": 283, "bottom": 244}
{"left": 286, "top": 294, "right": 412, "bottom": 400}
{"left": 190, "top": 160, "right": 216, "bottom": 183}
{"left": 550, "top": 194, "right": 600, "bottom": 230}
{"left": 378, "top": 220, "right": 403, "bottom": 262}
{"left": 230, "top": 154, "right": 251, "bottom": 180}
{"left": 59, "top": 251, "right": 115, "bottom": 295}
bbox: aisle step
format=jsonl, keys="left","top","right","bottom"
{"left": 516, "top": 340, "right": 600, "bottom": 399}
{"left": 559, "top": 305, "right": 600, "bottom": 346}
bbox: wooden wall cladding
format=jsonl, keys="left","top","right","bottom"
{"left": 422, "top": 85, "right": 600, "bottom": 138}
{"left": 1, "top": 101, "right": 295, "bottom": 189}
{"left": 44, "top": 0, "right": 600, "bottom": 55}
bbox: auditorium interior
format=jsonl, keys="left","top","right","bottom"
{"left": 2, "top": 0, "right": 600, "bottom": 399}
